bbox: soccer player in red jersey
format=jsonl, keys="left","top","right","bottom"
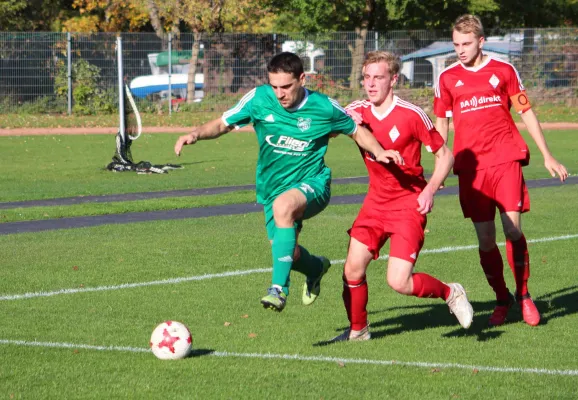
{"left": 434, "top": 15, "right": 568, "bottom": 327}
{"left": 331, "top": 51, "right": 473, "bottom": 341}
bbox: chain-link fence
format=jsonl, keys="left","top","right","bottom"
{"left": 0, "top": 28, "right": 576, "bottom": 115}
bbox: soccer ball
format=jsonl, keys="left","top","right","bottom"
{"left": 149, "top": 321, "right": 192, "bottom": 360}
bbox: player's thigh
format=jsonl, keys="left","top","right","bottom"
{"left": 348, "top": 206, "right": 390, "bottom": 261}
{"left": 494, "top": 161, "right": 530, "bottom": 215}
{"left": 458, "top": 168, "right": 496, "bottom": 223}
{"left": 344, "top": 237, "right": 374, "bottom": 280}
{"left": 293, "top": 175, "right": 332, "bottom": 221}
{"left": 387, "top": 209, "right": 427, "bottom": 263}
{"left": 272, "top": 188, "right": 308, "bottom": 225}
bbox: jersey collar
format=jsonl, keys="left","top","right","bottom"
{"left": 286, "top": 88, "right": 310, "bottom": 112}
{"left": 460, "top": 54, "right": 492, "bottom": 72}
{"left": 371, "top": 95, "right": 398, "bottom": 121}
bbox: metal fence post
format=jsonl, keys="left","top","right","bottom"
{"left": 67, "top": 32, "right": 72, "bottom": 115}
{"left": 117, "top": 36, "right": 125, "bottom": 137}
{"left": 168, "top": 33, "right": 172, "bottom": 116}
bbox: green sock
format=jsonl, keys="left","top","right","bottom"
{"left": 271, "top": 227, "right": 296, "bottom": 295}
{"left": 291, "top": 245, "right": 323, "bottom": 280}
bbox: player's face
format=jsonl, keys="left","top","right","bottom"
{"left": 453, "top": 31, "right": 485, "bottom": 67}
{"left": 269, "top": 71, "right": 306, "bottom": 109}
{"left": 362, "top": 61, "right": 398, "bottom": 106}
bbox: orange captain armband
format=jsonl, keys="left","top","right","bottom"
{"left": 510, "top": 91, "right": 532, "bottom": 114}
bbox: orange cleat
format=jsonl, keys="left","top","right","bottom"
{"left": 517, "top": 293, "right": 541, "bottom": 326}
{"left": 488, "top": 292, "right": 515, "bottom": 327}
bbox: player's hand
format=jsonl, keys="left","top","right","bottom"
{"left": 174, "top": 130, "right": 200, "bottom": 156}
{"left": 544, "top": 156, "right": 568, "bottom": 182}
{"left": 417, "top": 187, "right": 435, "bottom": 214}
{"left": 346, "top": 109, "right": 363, "bottom": 125}
{"left": 375, "top": 149, "right": 404, "bottom": 165}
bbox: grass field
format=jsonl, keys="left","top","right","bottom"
{"left": 0, "top": 125, "right": 577, "bottom": 398}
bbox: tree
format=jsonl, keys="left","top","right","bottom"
{"left": 147, "top": 0, "right": 273, "bottom": 102}
{"left": 0, "top": 0, "right": 75, "bottom": 31}
{"left": 61, "top": 0, "right": 150, "bottom": 32}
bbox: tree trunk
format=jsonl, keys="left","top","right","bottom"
{"left": 187, "top": 31, "right": 202, "bottom": 103}
{"left": 147, "top": 0, "right": 165, "bottom": 40}
{"left": 348, "top": 0, "right": 375, "bottom": 90}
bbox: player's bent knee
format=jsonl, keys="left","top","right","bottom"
{"left": 387, "top": 277, "right": 412, "bottom": 295}
{"left": 343, "top": 262, "right": 367, "bottom": 281}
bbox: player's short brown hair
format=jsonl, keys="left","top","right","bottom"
{"left": 453, "top": 14, "right": 485, "bottom": 38}
{"left": 363, "top": 51, "right": 401, "bottom": 75}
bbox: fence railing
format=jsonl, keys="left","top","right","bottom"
{"left": 0, "top": 28, "right": 576, "bottom": 116}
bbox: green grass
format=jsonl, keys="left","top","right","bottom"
{"left": 0, "top": 130, "right": 575, "bottom": 205}
{"left": 1, "top": 186, "right": 577, "bottom": 398}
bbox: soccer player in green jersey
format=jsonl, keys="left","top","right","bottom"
{"left": 175, "top": 52, "right": 403, "bottom": 312}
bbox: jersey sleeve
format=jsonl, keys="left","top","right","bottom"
{"left": 412, "top": 108, "right": 445, "bottom": 154}
{"left": 221, "top": 88, "right": 256, "bottom": 127}
{"left": 329, "top": 97, "right": 357, "bottom": 135}
{"left": 505, "top": 64, "right": 532, "bottom": 114}
{"left": 433, "top": 73, "right": 453, "bottom": 118}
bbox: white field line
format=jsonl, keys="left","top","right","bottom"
{"left": 0, "top": 339, "right": 577, "bottom": 377}
{"left": 2, "top": 233, "right": 577, "bottom": 302}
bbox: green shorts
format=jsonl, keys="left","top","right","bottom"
{"left": 263, "top": 175, "right": 331, "bottom": 240}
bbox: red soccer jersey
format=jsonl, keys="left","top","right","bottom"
{"left": 346, "top": 96, "right": 445, "bottom": 211}
{"left": 434, "top": 57, "right": 530, "bottom": 173}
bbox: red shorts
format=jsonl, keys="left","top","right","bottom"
{"left": 348, "top": 206, "right": 427, "bottom": 263}
{"left": 458, "top": 161, "right": 530, "bottom": 223}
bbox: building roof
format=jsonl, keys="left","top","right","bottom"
{"left": 401, "top": 40, "right": 523, "bottom": 61}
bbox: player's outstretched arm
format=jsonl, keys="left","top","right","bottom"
{"left": 174, "top": 117, "right": 233, "bottom": 156}
{"left": 351, "top": 125, "right": 404, "bottom": 165}
{"left": 520, "top": 109, "right": 568, "bottom": 182}
{"left": 417, "top": 144, "right": 454, "bottom": 214}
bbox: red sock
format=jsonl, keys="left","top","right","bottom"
{"left": 411, "top": 273, "right": 451, "bottom": 300}
{"left": 506, "top": 234, "right": 530, "bottom": 297}
{"left": 479, "top": 246, "right": 510, "bottom": 301}
{"left": 342, "top": 275, "right": 368, "bottom": 331}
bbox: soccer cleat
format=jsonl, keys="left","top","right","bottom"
{"left": 516, "top": 292, "right": 541, "bottom": 326}
{"left": 446, "top": 283, "right": 474, "bottom": 329}
{"left": 331, "top": 325, "right": 371, "bottom": 342}
{"left": 260, "top": 286, "right": 287, "bottom": 312}
{"left": 302, "top": 256, "right": 332, "bottom": 306}
{"left": 488, "top": 292, "right": 515, "bottom": 327}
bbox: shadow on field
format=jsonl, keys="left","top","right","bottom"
{"left": 313, "top": 285, "right": 578, "bottom": 346}
{"left": 187, "top": 349, "right": 215, "bottom": 358}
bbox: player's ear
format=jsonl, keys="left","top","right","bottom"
{"left": 478, "top": 36, "right": 485, "bottom": 49}
{"left": 298, "top": 72, "right": 306, "bottom": 85}
{"left": 392, "top": 74, "right": 399, "bottom": 86}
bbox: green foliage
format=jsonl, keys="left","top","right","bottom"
{"left": 54, "top": 59, "right": 117, "bottom": 115}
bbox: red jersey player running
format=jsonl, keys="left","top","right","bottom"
{"left": 434, "top": 15, "right": 568, "bottom": 327}
{"left": 332, "top": 51, "right": 473, "bottom": 342}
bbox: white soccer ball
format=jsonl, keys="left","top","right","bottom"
{"left": 149, "top": 321, "right": 192, "bottom": 360}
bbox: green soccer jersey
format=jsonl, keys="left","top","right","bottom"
{"left": 222, "top": 85, "right": 357, "bottom": 204}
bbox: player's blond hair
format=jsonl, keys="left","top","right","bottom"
{"left": 453, "top": 14, "right": 485, "bottom": 38}
{"left": 363, "top": 51, "right": 401, "bottom": 75}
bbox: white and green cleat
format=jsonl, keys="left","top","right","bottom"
{"left": 261, "top": 286, "right": 287, "bottom": 312}
{"left": 302, "top": 256, "right": 331, "bottom": 306}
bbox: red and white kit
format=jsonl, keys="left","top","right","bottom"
{"left": 345, "top": 96, "right": 444, "bottom": 261}
{"left": 434, "top": 56, "right": 532, "bottom": 220}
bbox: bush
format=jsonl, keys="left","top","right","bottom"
{"left": 55, "top": 59, "right": 117, "bottom": 115}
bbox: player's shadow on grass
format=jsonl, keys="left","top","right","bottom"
{"left": 314, "top": 285, "right": 578, "bottom": 346}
